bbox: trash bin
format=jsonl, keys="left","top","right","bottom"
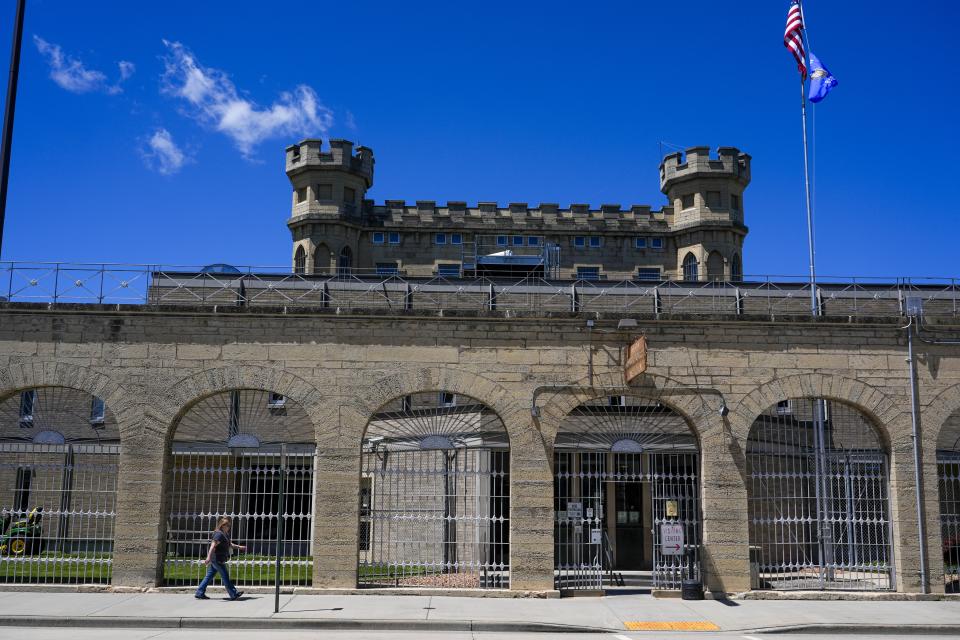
{"left": 681, "top": 578, "right": 704, "bottom": 600}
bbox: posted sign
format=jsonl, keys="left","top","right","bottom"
{"left": 660, "top": 523, "right": 684, "bottom": 556}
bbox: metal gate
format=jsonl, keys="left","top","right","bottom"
{"left": 747, "top": 398, "right": 893, "bottom": 591}
{"left": 359, "top": 392, "right": 510, "bottom": 589}
{"left": 937, "top": 409, "right": 960, "bottom": 593}
{"left": 0, "top": 387, "right": 120, "bottom": 584}
{"left": 553, "top": 394, "right": 701, "bottom": 591}
{"left": 164, "top": 390, "right": 315, "bottom": 587}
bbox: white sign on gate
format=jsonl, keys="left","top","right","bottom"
{"left": 566, "top": 502, "right": 583, "bottom": 521}
{"left": 590, "top": 529, "right": 602, "bottom": 545}
{"left": 660, "top": 523, "right": 684, "bottom": 556}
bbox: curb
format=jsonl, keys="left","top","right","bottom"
{"left": 0, "top": 616, "right": 610, "bottom": 634}
{"left": 749, "top": 623, "right": 960, "bottom": 635}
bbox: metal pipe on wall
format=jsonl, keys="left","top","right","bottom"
{"left": 905, "top": 319, "right": 929, "bottom": 593}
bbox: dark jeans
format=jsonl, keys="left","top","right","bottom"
{"left": 195, "top": 559, "right": 238, "bottom": 598}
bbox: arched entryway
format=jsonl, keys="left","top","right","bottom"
{"left": 358, "top": 391, "right": 510, "bottom": 589}
{"left": 163, "top": 390, "right": 316, "bottom": 588}
{"left": 553, "top": 393, "right": 701, "bottom": 591}
{"left": 746, "top": 398, "right": 893, "bottom": 591}
{"left": 936, "top": 406, "right": 960, "bottom": 593}
{"left": 0, "top": 387, "right": 120, "bottom": 584}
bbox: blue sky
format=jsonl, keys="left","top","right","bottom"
{"left": 0, "top": 0, "right": 955, "bottom": 278}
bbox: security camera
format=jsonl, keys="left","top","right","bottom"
{"left": 718, "top": 403, "right": 729, "bottom": 417}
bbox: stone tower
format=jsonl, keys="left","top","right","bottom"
{"left": 659, "top": 146, "right": 751, "bottom": 281}
{"left": 286, "top": 138, "right": 375, "bottom": 274}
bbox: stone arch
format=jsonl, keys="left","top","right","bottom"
{"left": 294, "top": 245, "right": 307, "bottom": 274}
{"left": 149, "top": 365, "right": 328, "bottom": 445}
{"left": 0, "top": 361, "right": 138, "bottom": 440}
{"left": 923, "top": 383, "right": 960, "bottom": 451}
{"left": 535, "top": 370, "right": 718, "bottom": 446}
{"left": 732, "top": 373, "right": 903, "bottom": 449}
{"left": 345, "top": 367, "right": 527, "bottom": 449}
{"left": 338, "top": 245, "right": 353, "bottom": 275}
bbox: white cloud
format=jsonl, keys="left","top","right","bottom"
{"left": 33, "top": 35, "right": 132, "bottom": 94}
{"left": 140, "top": 128, "right": 188, "bottom": 175}
{"left": 160, "top": 40, "right": 332, "bottom": 157}
{"left": 118, "top": 60, "right": 136, "bottom": 81}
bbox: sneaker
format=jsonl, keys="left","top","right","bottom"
{"left": 194, "top": 594, "right": 209, "bottom": 600}
{"left": 229, "top": 591, "right": 244, "bottom": 601}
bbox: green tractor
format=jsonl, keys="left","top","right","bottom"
{"left": 0, "top": 507, "right": 45, "bottom": 556}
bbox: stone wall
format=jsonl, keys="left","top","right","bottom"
{"left": 0, "top": 302, "right": 959, "bottom": 595}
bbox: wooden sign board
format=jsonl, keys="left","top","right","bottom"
{"left": 624, "top": 335, "right": 648, "bottom": 383}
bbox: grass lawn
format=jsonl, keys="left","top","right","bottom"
{"left": 163, "top": 555, "right": 312, "bottom": 585}
{"left": 0, "top": 552, "right": 111, "bottom": 583}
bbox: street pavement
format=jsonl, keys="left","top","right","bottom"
{"left": 0, "top": 590, "right": 959, "bottom": 634}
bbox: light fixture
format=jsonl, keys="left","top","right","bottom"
{"left": 617, "top": 318, "right": 638, "bottom": 330}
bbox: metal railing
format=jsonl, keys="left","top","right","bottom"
{"left": 1, "top": 261, "right": 958, "bottom": 318}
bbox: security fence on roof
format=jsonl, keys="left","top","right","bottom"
{"left": 1, "top": 261, "right": 959, "bottom": 318}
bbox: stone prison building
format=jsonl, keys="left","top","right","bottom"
{"left": 0, "top": 139, "right": 959, "bottom": 597}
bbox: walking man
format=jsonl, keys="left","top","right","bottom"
{"left": 195, "top": 517, "right": 246, "bottom": 600}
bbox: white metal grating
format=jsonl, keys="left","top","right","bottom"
{"left": 0, "top": 387, "right": 119, "bottom": 584}
{"left": 553, "top": 394, "right": 701, "bottom": 591}
{"left": 937, "top": 408, "right": 960, "bottom": 593}
{"left": 746, "top": 398, "right": 894, "bottom": 591}
{"left": 359, "top": 392, "right": 510, "bottom": 589}
{"left": 164, "top": 390, "right": 315, "bottom": 587}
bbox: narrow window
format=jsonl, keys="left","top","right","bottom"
{"left": 682, "top": 253, "right": 699, "bottom": 281}
{"left": 451, "top": 233, "right": 463, "bottom": 245}
{"left": 527, "top": 236, "right": 540, "bottom": 247}
{"left": 577, "top": 266, "right": 600, "bottom": 281}
{"left": 574, "top": 236, "right": 585, "bottom": 248}
{"left": 437, "top": 263, "right": 462, "bottom": 278}
{"left": 228, "top": 390, "right": 241, "bottom": 437}
{"left": 681, "top": 193, "right": 695, "bottom": 209}
{"left": 730, "top": 194, "right": 740, "bottom": 211}
{"left": 402, "top": 395, "right": 413, "bottom": 412}
{"left": 496, "top": 235, "right": 507, "bottom": 247}
{"left": 388, "top": 232, "right": 400, "bottom": 245}
{"left": 435, "top": 233, "right": 446, "bottom": 245}
{"left": 651, "top": 238, "right": 664, "bottom": 249}
{"left": 315, "top": 184, "right": 333, "bottom": 200}
{"left": 344, "top": 186, "right": 356, "bottom": 203}
{"left": 512, "top": 236, "right": 524, "bottom": 246}
{"left": 19, "top": 390, "right": 37, "bottom": 428}
{"left": 90, "top": 396, "right": 105, "bottom": 426}
{"left": 372, "top": 232, "right": 385, "bottom": 245}
{"left": 294, "top": 245, "right": 306, "bottom": 275}
{"left": 338, "top": 246, "right": 353, "bottom": 275}
{"left": 296, "top": 188, "right": 307, "bottom": 204}
{"left": 637, "top": 268, "right": 661, "bottom": 281}
{"left": 706, "top": 191, "right": 722, "bottom": 209}
{"left": 589, "top": 237, "right": 602, "bottom": 248}
{"left": 635, "top": 237, "right": 647, "bottom": 249}
{"left": 376, "top": 262, "right": 399, "bottom": 276}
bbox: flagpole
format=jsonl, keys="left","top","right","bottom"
{"left": 800, "top": 77, "right": 817, "bottom": 316}
{"left": 797, "top": 0, "right": 818, "bottom": 317}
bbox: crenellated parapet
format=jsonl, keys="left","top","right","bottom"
{"left": 659, "top": 146, "right": 750, "bottom": 193}
{"left": 285, "top": 138, "right": 374, "bottom": 187}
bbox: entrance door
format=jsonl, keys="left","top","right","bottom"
{"left": 614, "top": 482, "right": 644, "bottom": 569}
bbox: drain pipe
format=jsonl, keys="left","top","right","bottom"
{"left": 904, "top": 317, "right": 928, "bottom": 594}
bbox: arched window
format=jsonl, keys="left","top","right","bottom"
{"left": 293, "top": 245, "right": 306, "bottom": 275}
{"left": 313, "top": 244, "right": 331, "bottom": 275}
{"left": 338, "top": 246, "right": 353, "bottom": 276}
{"left": 937, "top": 407, "right": 960, "bottom": 592}
{"left": 682, "top": 253, "right": 698, "bottom": 282}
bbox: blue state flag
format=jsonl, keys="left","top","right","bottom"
{"left": 808, "top": 52, "right": 838, "bottom": 103}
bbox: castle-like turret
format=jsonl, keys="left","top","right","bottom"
{"left": 659, "top": 146, "right": 751, "bottom": 281}
{"left": 286, "top": 139, "right": 374, "bottom": 273}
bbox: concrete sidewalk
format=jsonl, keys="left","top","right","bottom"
{"left": 0, "top": 590, "right": 959, "bottom": 634}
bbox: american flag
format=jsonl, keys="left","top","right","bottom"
{"left": 784, "top": 1, "right": 807, "bottom": 78}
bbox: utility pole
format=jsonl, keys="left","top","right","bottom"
{"left": 0, "top": 0, "right": 26, "bottom": 259}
